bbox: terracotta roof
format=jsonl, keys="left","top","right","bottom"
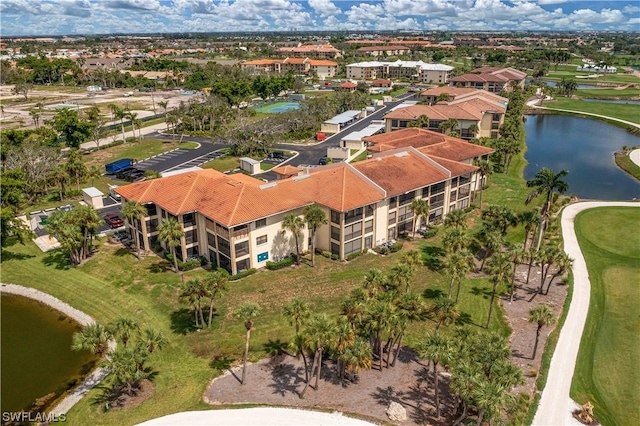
{"left": 340, "top": 82, "right": 357, "bottom": 88}
{"left": 383, "top": 104, "right": 482, "bottom": 121}
{"left": 450, "top": 73, "right": 508, "bottom": 83}
{"left": 116, "top": 166, "right": 386, "bottom": 226}
{"left": 429, "top": 156, "right": 479, "bottom": 176}
{"left": 308, "top": 59, "right": 339, "bottom": 66}
{"left": 357, "top": 45, "right": 410, "bottom": 52}
{"left": 272, "top": 165, "right": 302, "bottom": 175}
{"left": 353, "top": 148, "right": 451, "bottom": 196}
{"left": 364, "top": 128, "right": 494, "bottom": 161}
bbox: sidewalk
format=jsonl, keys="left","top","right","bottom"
{"left": 532, "top": 201, "right": 640, "bottom": 425}
{"left": 80, "top": 122, "right": 168, "bottom": 150}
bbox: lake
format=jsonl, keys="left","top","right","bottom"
{"left": 0, "top": 294, "right": 98, "bottom": 414}
{"left": 524, "top": 114, "right": 640, "bottom": 200}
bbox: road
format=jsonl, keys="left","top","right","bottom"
{"left": 141, "top": 93, "right": 416, "bottom": 177}
{"left": 532, "top": 201, "right": 640, "bottom": 426}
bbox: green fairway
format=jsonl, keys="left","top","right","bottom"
{"left": 572, "top": 207, "right": 640, "bottom": 426}
{"left": 575, "top": 87, "right": 640, "bottom": 98}
{"left": 543, "top": 98, "right": 640, "bottom": 125}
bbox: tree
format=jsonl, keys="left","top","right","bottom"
{"left": 408, "top": 198, "right": 429, "bottom": 239}
{"left": 408, "top": 114, "right": 430, "bottom": 128}
{"left": 485, "top": 252, "right": 512, "bottom": 328}
{"left": 473, "top": 159, "right": 492, "bottom": 211}
{"left": 109, "top": 318, "right": 139, "bottom": 348}
{"left": 420, "top": 332, "right": 453, "bottom": 418}
{"left": 304, "top": 204, "right": 327, "bottom": 267}
{"left": 443, "top": 227, "right": 470, "bottom": 254}
{"left": 0, "top": 207, "right": 34, "bottom": 246}
{"left": 234, "top": 302, "right": 261, "bottom": 385}
{"left": 467, "top": 123, "right": 480, "bottom": 138}
{"left": 71, "top": 323, "right": 113, "bottom": 356}
{"left": 444, "top": 209, "right": 467, "bottom": 230}
{"left": 431, "top": 296, "right": 460, "bottom": 330}
{"left": 545, "top": 251, "right": 572, "bottom": 295}
{"left": 29, "top": 108, "right": 41, "bottom": 129}
{"left": 518, "top": 209, "right": 541, "bottom": 250}
{"left": 180, "top": 278, "right": 206, "bottom": 328}
{"left": 482, "top": 205, "right": 518, "bottom": 236}
{"left": 439, "top": 118, "right": 459, "bottom": 135}
{"left": 444, "top": 250, "right": 473, "bottom": 301}
{"left": 281, "top": 213, "right": 305, "bottom": 265}
{"left": 121, "top": 201, "right": 148, "bottom": 260}
{"left": 477, "top": 227, "right": 503, "bottom": 271}
{"left": 158, "top": 217, "right": 184, "bottom": 272}
{"left": 158, "top": 100, "right": 169, "bottom": 131}
{"left": 114, "top": 107, "right": 127, "bottom": 142}
{"left": 202, "top": 271, "right": 229, "bottom": 328}
{"left": 50, "top": 108, "right": 92, "bottom": 148}
{"left": 141, "top": 328, "right": 168, "bottom": 354}
{"left": 283, "top": 298, "right": 311, "bottom": 335}
{"left": 12, "top": 82, "right": 32, "bottom": 100}
{"left": 528, "top": 304, "right": 555, "bottom": 359}
{"left": 526, "top": 168, "right": 569, "bottom": 248}
{"left": 85, "top": 105, "right": 105, "bottom": 148}
{"left": 64, "top": 148, "right": 87, "bottom": 190}
{"left": 301, "top": 314, "right": 336, "bottom": 396}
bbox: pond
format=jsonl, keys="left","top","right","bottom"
{"left": 524, "top": 114, "right": 640, "bottom": 200}
{"left": 0, "top": 294, "right": 98, "bottom": 414}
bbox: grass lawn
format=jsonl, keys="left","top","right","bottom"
{"left": 545, "top": 70, "right": 640, "bottom": 85}
{"left": 201, "top": 156, "right": 240, "bottom": 172}
{"left": 572, "top": 207, "right": 640, "bottom": 426}
{"left": 615, "top": 151, "right": 640, "bottom": 181}
{"left": 543, "top": 98, "right": 640, "bottom": 125}
{"left": 575, "top": 88, "right": 640, "bottom": 98}
{"left": 260, "top": 162, "right": 275, "bottom": 171}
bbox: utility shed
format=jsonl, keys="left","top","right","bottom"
{"left": 239, "top": 157, "right": 261, "bottom": 175}
{"left": 82, "top": 187, "right": 104, "bottom": 209}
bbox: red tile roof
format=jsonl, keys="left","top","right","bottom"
{"left": 272, "top": 165, "right": 302, "bottom": 175}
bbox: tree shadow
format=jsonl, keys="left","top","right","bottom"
{"left": 268, "top": 363, "right": 303, "bottom": 397}
{"left": 41, "top": 250, "right": 71, "bottom": 270}
{"left": 422, "top": 288, "right": 444, "bottom": 300}
{"left": 0, "top": 249, "right": 35, "bottom": 262}
{"left": 456, "top": 312, "right": 473, "bottom": 326}
{"left": 147, "top": 260, "right": 172, "bottom": 274}
{"left": 420, "top": 246, "right": 445, "bottom": 271}
{"left": 113, "top": 247, "right": 131, "bottom": 257}
{"left": 209, "top": 355, "right": 234, "bottom": 371}
{"left": 471, "top": 286, "right": 492, "bottom": 299}
{"left": 169, "top": 308, "right": 199, "bottom": 335}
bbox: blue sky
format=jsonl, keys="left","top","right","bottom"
{"left": 1, "top": 1, "right": 639, "bottom": 36}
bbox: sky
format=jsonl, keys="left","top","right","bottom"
{"left": 0, "top": 0, "right": 639, "bottom": 36}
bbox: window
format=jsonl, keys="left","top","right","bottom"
{"left": 185, "top": 229, "right": 198, "bottom": 245}
{"left": 209, "top": 250, "right": 217, "bottom": 265}
{"left": 429, "top": 207, "right": 443, "bottom": 223}
{"left": 331, "top": 210, "right": 341, "bottom": 224}
{"left": 236, "top": 258, "right": 250, "bottom": 273}
{"left": 491, "top": 131, "right": 499, "bottom": 139}
{"left": 146, "top": 218, "right": 158, "bottom": 233}
{"left": 391, "top": 119, "right": 399, "bottom": 128}
{"left": 399, "top": 191, "right": 415, "bottom": 206}
{"left": 186, "top": 246, "right": 199, "bottom": 258}
{"left": 397, "top": 205, "right": 413, "bottom": 223}
{"left": 365, "top": 204, "right": 374, "bottom": 217}
{"left": 459, "top": 184, "right": 470, "bottom": 197}
{"left": 344, "top": 222, "right": 362, "bottom": 241}
{"left": 389, "top": 197, "right": 397, "bottom": 209}
{"left": 365, "top": 220, "right": 373, "bottom": 234}
{"left": 255, "top": 218, "right": 267, "bottom": 228}
{"left": 422, "top": 186, "right": 430, "bottom": 198}
{"left": 219, "top": 254, "right": 231, "bottom": 273}
{"left": 344, "top": 238, "right": 362, "bottom": 256}
{"left": 388, "top": 227, "right": 396, "bottom": 240}
{"left": 235, "top": 241, "right": 249, "bottom": 258}
{"left": 460, "top": 173, "right": 471, "bottom": 184}
{"left": 256, "top": 235, "right": 267, "bottom": 245}
{"left": 431, "top": 182, "right": 445, "bottom": 194}
{"left": 207, "top": 232, "right": 216, "bottom": 249}
{"left": 331, "top": 242, "right": 340, "bottom": 256}
{"left": 145, "top": 204, "right": 157, "bottom": 216}
{"left": 457, "top": 198, "right": 470, "bottom": 210}
{"left": 183, "top": 213, "right": 195, "bottom": 228}
{"left": 331, "top": 226, "right": 340, "bottom": 241}
{"left": 345, "top": 207, "right": 363, "bottom": 224}
{"left": 217, "top": 236, "right": 230, "bottom": 257}
{"left": 492, "top": 113, "right": 501, "bottom": 122}
{"left": 365, "top": 236, "right": 373, "bottom": 249}
{"left": 450, "top": 190, "right": 458, "bottom": 202}
{"left": 491, "top": 122, "right": 500, "bottom": 130}
{"left": 388, "top": 211, "right": 396, "bottom": 226}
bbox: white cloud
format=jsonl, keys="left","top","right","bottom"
{"left": 308, "top": 0, "right": 341, "bottom": 17}
{"left": 536, "top": 0, "right": 567, "bottom": 4}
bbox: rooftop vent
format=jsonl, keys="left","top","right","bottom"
{"left": 395, "top": 151, "right": 410, "bottom": 158}
{"left": 259, "top": 182, "right": 278, "bottom": 190}
{"left": 293, "top": 174, "right": 310, "bottom": 182}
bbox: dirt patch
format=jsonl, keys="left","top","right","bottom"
{"left": 108, "top": 379, "right": 155, "bottom": 410}
{"left": 205, "top": 351, "right": 460, "bottom": 426}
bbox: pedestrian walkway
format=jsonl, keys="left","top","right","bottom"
{"left": 532, "top": 201, "right": 640, "bottom": 425}
{"left": 629, "top": 149, "right": 640, "bottom": 167}
{"left": 79, "top": 122, "right": 168, "bottom": 150}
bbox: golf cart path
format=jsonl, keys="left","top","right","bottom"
{"left": 629, "top": 149, "right": 640, "bottom": 167}
{"left": 532, "top": 201, "right": 639, "bottom": 425}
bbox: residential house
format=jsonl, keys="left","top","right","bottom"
{"left": 116, "top": 146, "right": 485, "bottom": 274}
{"left": 382, "top": 91, "right": 507, "bottom": 139}
{"left": 241, "top": 58, "right": 338, "bottom": 79}
{"left": 449, "top": 67, "right": 527, "bottom": 93}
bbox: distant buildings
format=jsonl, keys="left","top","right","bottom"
{"left": 346, "top": 60, "right": 454, "bottom": 84}
{"left": 241, "top": 58, "right": 338, "bottom": 79}
{"left": 276, "top": 43, "right": 341, "bottom": 59}
{"left": 449, "top": 67, "right": 526, "bottom": 93}
{"left": 356, "top": 45, "right": 411, "bottom": 57}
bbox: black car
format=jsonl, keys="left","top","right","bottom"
{"left": 318, "top": 156, "right": 328, "bottom": 165}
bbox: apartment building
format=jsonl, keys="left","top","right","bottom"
{"left": 356, "top": 45, "right": 411, "bottom": 57}
{"left": 417, "top": 87, "right": 508, "bottom": 106}
{"left": 277, "top": 43, "right": 342, "bottom": 59}
{"left": 241, "top": 58, "right": 338, "bottom": 79}
{"left": 346, "top": 60, "right": 454, "bottom": 84}
{"left": 449, "top": 67, "right": 527, "bottom": 93}
{"left": 383, "top": 91, "right": 507, "bottom": 139}
{"left": 116, "top": 145, "right": 485, "bottom": 275}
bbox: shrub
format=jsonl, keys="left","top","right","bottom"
{"left": 377, "top": 246, "right": 389, "bottom": 255}
{"left": 266, "top": 256, "right": 294, "bottom": 270}
{"left": 198, "top": 256, "right": 208, "bottom": 266}
{"left": 181, "top": 258, "right": 201, "bottom": 271}
{"left": 423, "top": 227, "right": 438, "bottom": 239}
{"left": 346, "top": 250, "right": 367, "bottom": 261}
{"left": 321, "top": 250, "right": 332, "bottom": 259}
{"left": 331, "top": 254, "right": 339, "bottom": 261}
{"left": 230, "top": 268, "right": 257, "bottom": 281}
{"left": 153, "top": 243, "right": 162, "bottom": 252}
{"left": 389, "top": 242, "right": 404, "bottom": 253}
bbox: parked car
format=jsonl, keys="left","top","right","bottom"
{"left": 318, "top": 156, "right": 328, "bottom": 165}
{"left": 104, "top": 213, "right": 124, "bottom": 228}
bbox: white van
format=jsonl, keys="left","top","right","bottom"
{"left": 108, "top": 184, "right": 121, "bottom": 201}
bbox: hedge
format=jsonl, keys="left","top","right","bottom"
{"left": 230, "top": 268, "right": 257, "bottom": 281}
{"left": 266, "top": 256, "right": 294, "bottom": 270}
{"left": 346, "top": 250, "right": 367, "bottom": 261}
{"left": 389, "top": 242, "right": 403, "bottom": 253}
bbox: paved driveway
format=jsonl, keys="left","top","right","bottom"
{"left": 134, "top": 142, "right": 225, "bottom": 173}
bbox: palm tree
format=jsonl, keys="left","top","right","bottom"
{"left": 281, "top": 213, "right": 305, "bottom": 265}
{"left": 439, "top": 118, "right": 459, "bottom": 135}
{"left": 545, "top": 251, "right": 572, "bottom": 295}
{"left": 482, "top": 205, "right": 518, "bottom": 236}
{"left": 121, "top": 201, "right": 148, "bottom": 260}
{"left": 202, "top": 270, "right": 229, "bottom": 328}
{"left": 388, "top": 262, "right": 413, "bottom": 293}
{"left": 333, "top": 316, "right": 356, "bottom": 380}
{"left": 478, "top": 228, "right": 503, "bottom": 271}
{"left": 29, "top": 109, "right": 41, "bottom": 128}
{"left": 419, "top": 331, "right": 453, "bottom": 418}
{"left": 528, "top": 304, "right": 555, "bottom": 359}
{"left": 485, "top": 252, "right": 511, "bottom": 328}
{"left": 158, "top": 100, "right": 169, "bottom": 130}
{"left": 444, "top": 208, "right": 467, "bottom": 230}
{"left": 71, "top": 323, "right": 113, "bottom": 356}
{"left": 234, "top": 302, "right": 261, "bottom": 385}
{"left": 536, "top": 245, "right": 563, "bottom": 296}
{"left": 362, "top": 268, "right": 385, "bottom": 299}
{"left": 473, "top": 379, "right": 510, "bottom": 426}
{"left": 283, "top": 298, "right": 311, "bottom": 335}
{"left": 444, "top": 250, "right": 472, "bottom": 300}
{"left": 109, "top": 318, "right": 139, "bottom": 348}
{"left": 506, "top": 243, "right": 524, "bottom": 302}
{"left": 431, "top": 296, "right": 460, "bottom": 330}
{"left": 158, "top": 217, "right": 185, "bottom": 272}
{"left": 141, "top": 328, "right": 168, "bottom": 353}
{"left": 400, "top": 250, "right": 422, "bottom": 273}
{"left": 526, "top": 168, "right": 569, "bottom": 249}
{"left": 304, "top": 204, "right": 327, "bottom": 267}
{"left": 467, "top": 123, "right": 480, "bottom": 138}
{"left": 408, "top": 198, "right": 429, "bottom": 239}
{"left": 518, "top": 209, "right": 541, "bottom": 250}
{"left": 408, "top": 114, "right": 429, "bottom": 128}
{"left": 341, "top": 338, "right": 373, "bottom": 380}
{"left": 114, "top": 107, "right": 127, "bottom": 142}
{"left": 301, "top": 314, "right": 335, "bottom": 397}
{"left": 473, "top": 159, "right": 492, "bottom": 211}
{"left": 180, "top": 278, "right": 206, "bottom": 327}
{"left": 364, "top": 298, "right": 395, "bottom": 370}
{"left": 443, "top": 228, "right": 470, "bottom": 254}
